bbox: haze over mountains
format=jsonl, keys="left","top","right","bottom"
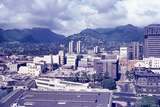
{"left": 0, "top": 28, "right": 65, "bottom": 43}
{"left": 0, "top": 24, "right": 144, "bottom": 43}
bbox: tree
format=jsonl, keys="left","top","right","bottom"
{"left": 79, "top": 72, "right": 90, "bottom": 83}
{"left": 125, "top": 70, "right": 135, "bottom": 81}
{"left": 101, "top": 78, "right": 116, "bottom": 90}
{"left": 93, "top": 73, "right": 104, "bottom": 82}
{"left": 136, "top": 96, "right": 159, "bottom": 107}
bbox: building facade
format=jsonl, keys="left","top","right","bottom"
{"left": 144, "top": 24, "right": 160, "bottom": 58}
{"left": 69, "top": 41, "right": 74, "bottom": 54}
{"left": 94, "top": 59, "right": 119, "bottom": 80}
{"left": 76, "top": 40, "right": 81, "bottom": 54}
{"left": 133, "top": 69, "right": 160, "bottom": 95}
{"left": 128, "top": 42, "right": 143, "bottom": 60}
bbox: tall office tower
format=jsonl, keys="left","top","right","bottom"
{"left": 59, "top": 50, "right": 65, "bottom": 66}
{"left": 69, "top": 41, "right": 74, "bottom": 54}
{"left": 94, "top": 46, "right": 99, "bottom": 54}
{"left": 131, "top": 42, "right": 139, "bottom": 60}
{"left": 144, "top": 24, "right": 160, "bottom": 58}
{"left": 76, "top": 41, "right": 81, "bottom": 54}
{"left": 128, "top": 42, "right": 143, "bottom": 60}
{"left": 119, "top": 47, "right": 128, "bottom": 81}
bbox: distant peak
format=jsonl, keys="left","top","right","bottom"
{"left": 120, "top": 24, "right": 136, "bottom": 28}
{"left": 80, "top": 28, "right": 98, "bottom": 34}
{"left": 148, "top": 24, "right": 160, "bottom": 27}
{"left": 31, "top": 27, "right": 50, "bottom": 31}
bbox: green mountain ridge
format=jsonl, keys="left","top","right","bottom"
{"left": 0, "top": 24, "right": 144, "bottom": 44}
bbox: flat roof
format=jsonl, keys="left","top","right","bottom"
{"left": 16, "top": 90, "right": 112, "bottom": 107}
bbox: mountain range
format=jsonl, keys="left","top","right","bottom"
{"left": 0, "top": 28, "right": 65, "bottom": 43}
{"left": 0, "top": 24, "right": 144, "bottom": 44}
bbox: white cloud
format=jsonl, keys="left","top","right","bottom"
{"left": 0, "top": 0, "right": 160, "bottom": 35}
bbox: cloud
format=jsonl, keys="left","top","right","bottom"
{"left": 0, "top": 0, "right": 160, "bottom": 35}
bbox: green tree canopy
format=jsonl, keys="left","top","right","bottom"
{"left": 101, "top": 78, "right": 116, "bottom": 90}
{"left": 125, "top": 70, "right": 135, "bottom": 81}
{"left": 137, "top": 96, "right": 159, "bottom": 107}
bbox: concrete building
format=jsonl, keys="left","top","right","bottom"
{"left": 144, "top": 24, "right": 160, "bottom": 58}
{"left": 94, "top": 46, "right": 99, "bottom": 54}
{"left": 78, "top": 57, "right": 88, "bottom": 68}
{"left": 128, "top": 42, "right": 143, "bottom": 60}
{"left": 68, "top": 41, "right": 74, "bottom": 54}
{"left": 33, "top": 54, "right": 60, "bottom": 65}
{"left": 33, "top": 56, "right": 44, "bottom": 63}
{"left": 66, "top": 54, "right": 78, "bottom": 69}
{"left": 133, "top": 69, "right": 160, "bottom": 95}
{"left": 18, "top": 63, "right": 45, "bottom": 76}
{"left": 52, "top": 55, "right": 59, "bottom": 64}
{"left": 58, "top": 50, "right": 65, "bottom": 66}
{"left": 78, "top": 55, "right": 98, "bottom": 68}
{"left": 76, "top": 40, "right": 81, "bottom": 54}
{"left": 35, "top": 77, "right": 89, "bottom": 90}
{"left": 135, "top": 57, "right": 160, "bottom": 69}
{"left": 94, "top": 59, "right": 119, "bottom": 80}
{"left": 9, "top": 89, "right": 112, "bottom": 107}
{"left": 119, "top": 47, "right": 129, "bottom": 81}
{"left": 43, "top": 55, "right": 53, "bottom": 64}
{"left": 87, "top": 49, "right": 95, "bottom": 55}
{"left": 120, "top": 47, "right": 128, "bottom": 60}
{"left": 7, "top": 63, "right": 26, "bottom": 72}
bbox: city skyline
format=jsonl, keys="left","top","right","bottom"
{"left": 0, "top": 0, "right": 160, "bottom": 107}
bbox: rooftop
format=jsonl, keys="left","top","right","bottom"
{"left": 15, "top": 90, "right": 112, "bottom": 107}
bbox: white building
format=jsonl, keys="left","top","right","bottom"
{"left": 18, "top": 63, "right": 45, "bottom": 76}
{"left": 78, "top": 57, "right": 88, "bottom": 67}
{"left": 44, "top": 55, "right": 53, "bottom": 64}
{"left": 120, "top": 47, "right": 128, "bottom": 59}
{"left": 76, "top": 40, "right": 81, "bottom": 54}
{"left": 59, "top": 50, "right": 65, "bottom": 65}
{"left": 7, "top": 63, "right": 26, "bottom": 72}
{"left": 33, "top": 56, "right": 45, "bottom": 64}
{"left": 69, "top": 41, "right": 74, "bottom": 54}
{"left": 52, "top": 55, "right": 60, "bottom": 64}
{"left": 94, "top": 46, "right": 99, "bottom": 54}
{"left": 66, "top": 54, "right": 77, "bottom": 69}
{"left": 33, "top": 54, "right": 60, "bottom": 65}
{"left": 7, "top": 63, "right": 19, "bottom": 72}
{"left": 35, "top": 77, "right": 89, "bottom": 90}
{"left": 135, "top": 57, "right": 160, "bottom": 69}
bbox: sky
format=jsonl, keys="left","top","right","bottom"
{"left": 0, "top": 0, "right": 160, "bottom": 36}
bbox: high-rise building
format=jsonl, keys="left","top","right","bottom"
{"left": 144, "top": 24, "right": 160, "bottom": 58}
{"left": 94, "top": 46, "right": 99, "bottom": 54}
{"left": 76, "top": 41, "right": 81, "bottom": 54}
{"left": 58, "top": 50, "right": 65, "bottom": 66}
{"left": 128, "top": 42, "right": 143, "bottom": 60}
{"left": 132, "top": 42, "right": 140, "bottom": 59}
{"left": 69, "top": 41, "right": 74, "bottom": 54}
{"left": 120, "top": 47, "right": 128, "bottom": 60}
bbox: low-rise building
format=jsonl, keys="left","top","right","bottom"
{"left": 7, "top": 63, "right": 26, "bottom": 72}
{"left": 94, "top": 59, "right": 119, "bottom": 80}
{"left": 66, "top": 54, "right": 78, "bottom": 69}
{"left": 135, "top": 57, "right": 160, "bottom": 70}
{"left": 35, "top": 77, "right": 89, "bottom": 90}
{"left": 133, "top": 69, "right": 160, "bottom": 95}
{"left": 10, "top": 89, "right": 112, "bottom": 107}
{"left": 18, "top": 63, "right": 46, "bottom": 76}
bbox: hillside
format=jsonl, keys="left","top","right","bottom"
{"left": 68, "top": 24, "right": 144, "bottom": 44}
{"left": 0, "top": 28, "right": 65, "bottom": 43}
